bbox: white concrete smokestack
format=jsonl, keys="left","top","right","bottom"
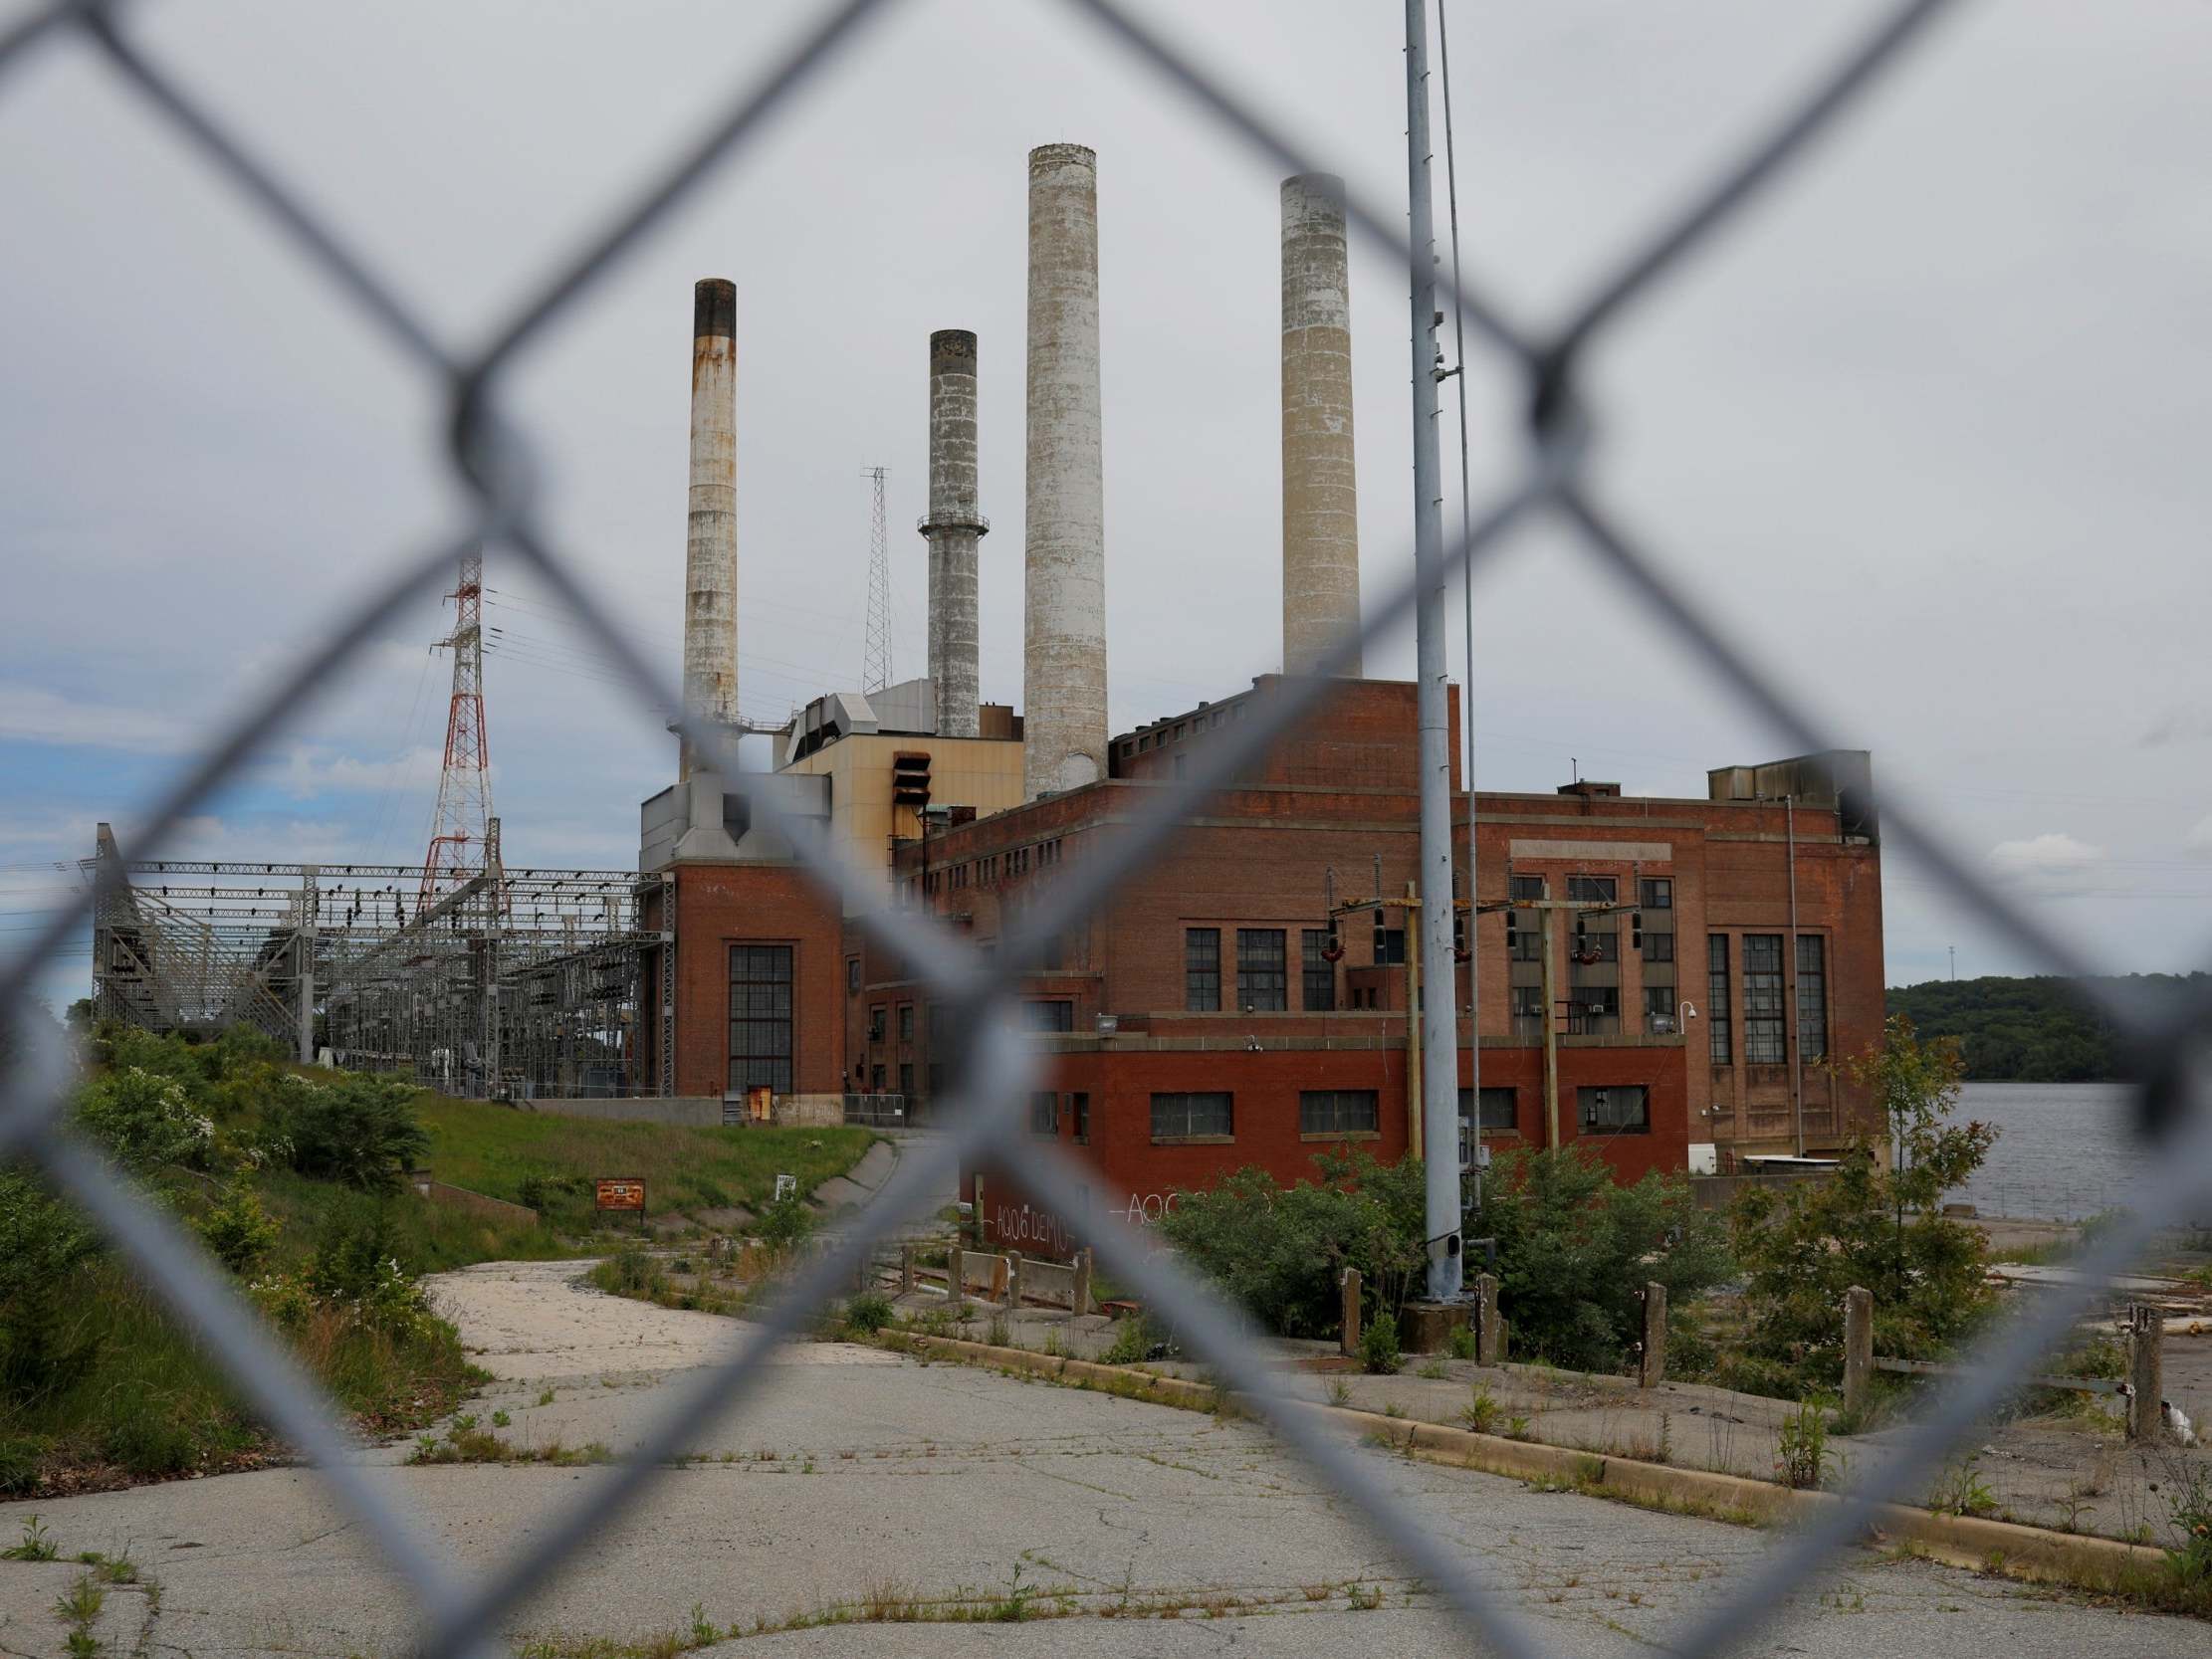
{"left": 1280, "top": 173, "right": 1361, "bottom": 677}
{"left": 1022, "top": 142, "right": 1108, "bottom": 797}
{"left": 921, "top": 328, "right": 985, "bottom": 739}
{"left": 681, "top": 276, "right": 737, "bottom": 777}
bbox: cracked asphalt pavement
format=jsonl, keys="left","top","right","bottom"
{"left": 0, "top": 1258, "right": 2201, "bottom": 1657}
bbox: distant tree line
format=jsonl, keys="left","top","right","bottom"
{"left": 1884, "top": 973, "right": 2209, "bottom": 1082}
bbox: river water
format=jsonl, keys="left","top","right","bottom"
{"left": 1956, "top": 1081, "right": 2208, "bottom": 1225}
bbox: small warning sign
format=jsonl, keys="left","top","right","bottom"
{"left": 594, "top": 1177, "right": 646, "bottom": 1213}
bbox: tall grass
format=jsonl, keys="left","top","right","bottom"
{"left": 415, "top": 1097, "right": 877, "bottom": 1233}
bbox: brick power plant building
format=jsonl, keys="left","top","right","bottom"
{"left": 633, "top": 146, "right": 1885, "bottom": 1252}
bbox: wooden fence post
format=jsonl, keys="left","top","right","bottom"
{"left": 1001, "top": 1253, "right": 1020, "bottom": 1310}
{"left": 1072, "top": 1247, "right": 1093, "bottom": 1318}
{"left": 1340, "top": 1267, "right": 1363, "bottom": 1358}
{"left": 1474, "top": 1273, "right": 1500, "bottom": 1365}
{"left": 2128, "top": 1302, "right": 2165, "bottom": 1443}
{"left": 1842, "top": 1286, "right": 1873, "bottom": 1418}
{"left": 1639, "top": 1281, "right": 1667, "bottom": 1388}
{"left": 899, "top": 1244, "right": 916, "bottom": 1298}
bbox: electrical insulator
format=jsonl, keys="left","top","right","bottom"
{"left": 1452, "top": 909, "right": 1466, "bottom": 956}
{"left": 1504, "top": 911, "right": 1517, "bottom": 949}
{"left": 1632, "top": 911, "right": 1644, "bottom": 950}
{"left": 1373, "top": 915, "right": 1387, "bottom": 960}
{"left": 1575, "top": 914, "right": 1586, "bottom": 945}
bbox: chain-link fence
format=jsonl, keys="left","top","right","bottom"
{"left": 4, "top": 1, "right": 2209, "bottom": 1655}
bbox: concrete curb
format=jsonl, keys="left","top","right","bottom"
{"left": 887, "top": 1332, "right": 2170, "bottom": 1593}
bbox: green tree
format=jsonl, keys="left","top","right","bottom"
{"left": 1157, "top": 1148, "right": 1427, "bottom": 1340}
{"left": 1728, "top": 1014, "right": 1996, "bottom": 1395}
{"left": 1479, "top": 1144, "right": 1733, "bottom": 1373}
{"left": 265, "top": 1073, "right": 428, "bottom": 1193}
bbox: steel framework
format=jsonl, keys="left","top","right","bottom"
{"left": 87, "top": 829, "right": 670, "bottom": 1100}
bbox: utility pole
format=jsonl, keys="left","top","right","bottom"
{"left": 421, "top": 550, "right": 494, "bottom": 906}
{"left": 861, "top": 466, "right": 892, "bottom": 696}
{"left": 1948, "top": 944, "right": 1956, "bottom": 981}
{"left": 1406, "top": 0, "right": 1462, "bottom": 1305}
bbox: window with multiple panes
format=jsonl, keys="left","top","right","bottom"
{"left": 1508, "top": 875, "right": 1544, "bottom": 961}
{"left": 1640, "top": 877, "right": 1672, "bottom": 910}
{"left": 1571, "top": 986, "right": 1620, "bottom": 1033}
{"left": 1458, "top": 1085, "right": 1518, "bottom": 1131}
{"left": 1708, "top": 934, "right": 1732, "bottom": 1063}
{"left": 1567, "top": 875, "right": 1616, "bottom": 903}
{"left": 1644, "top": 984, "right": 1680, "bottom": 1032}
{"left": 1579, "top": 1085, "right": 1651, "bottom": 1134}
{"left": 845, "top": 956, "right": 860, "bottom": 994}
{"left": 1641, "top": 929, "right": 1674, "bottom": 962}
{"left": 1510, "top": 984, "right": 1546, "bottom": 1037}
{"left": 1374, "top": 927, "right": 1408, "bottom": 965}
{"left": 867, "top": 1004, "right": 886, "bottom": 1041}
{"left": 897, "top": 1062, "right": 913, "bottom": 1098}
{"left": 1744, "top": 933, "right": 1785, "bottom": 1063}
{"left": 1029, "top": 1092, "right": 1058, "bottom": 1135}
{"left": 727, "top": 944, "right": 794, "bottom": 1096}
{"left": 1797, "top": 935, "right": 1828, "bottom": 1062}
{"left": 897, "top": 1003, "right": 914, "bottom": 1042}
{"left": 1236, "top": 928, "right": 1287, "bottom": 1011}
{"left": 870, "top": 1063, "right": 886, "bottom": 1092}
{"left": 1151, "top": 1092, "right": 1233, "bottom": 1140}
{"left": 1298, "top": 1090, "right": 1379, "bottom": 1135}
{"left": 1022, "top": 999, "right": 1075, "bottom": 1033}
{"left": 1185, "top": 928, "right": 1220, "bottom": 1011}
{"left": 1071, "top": 1093, "right": 1089, "bottom": 1144}
{"left": 1301, "top": 929, "right": 1338, "bottom": 1011}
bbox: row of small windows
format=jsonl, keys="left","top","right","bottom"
{"left": 1115, "top": 702, "right": 1245, "bottom": 761}
{"left": 918, "top": 837, "right": 1062, "bottom": 899}
{"left": 1111, "top": 1084, "right": 1650, "bottom": 1142}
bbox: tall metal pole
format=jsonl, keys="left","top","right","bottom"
{"left": 1540, "top": 907, "right": 1560, "bottom": 1152}
{"left": 1436, "top": 0, "right": 1480, "bottom": 1209}
{"left": 1786, "top": 794, "right": 1803, "bottom": 1155}
{"left": 1407, "top": 0, "right": 1462, "bottom": 1303}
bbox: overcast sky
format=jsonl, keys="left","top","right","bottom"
{"left": 4, "top": 0, "right": 2209, "bottom": 1015}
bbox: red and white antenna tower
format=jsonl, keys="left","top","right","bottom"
{"left": 420, "top": 550, "right": 494, "bottom": 905}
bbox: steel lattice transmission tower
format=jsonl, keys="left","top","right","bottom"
{"left": 420, "top": 550, "right": 495, "bottom": 904}
{"left": 860, "top": 465, "right": 891, "bottom": 695}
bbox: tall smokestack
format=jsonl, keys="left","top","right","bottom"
{"left": 681, "top": 276, "right": 737, "bottom": 777}
{"left": 1280, "top": 174, "right": 1362, "bottom": 677}
{"left": 1022, "top": 143, "right": 1108, "bottom": 797}
{"left": 922, "top": 328, "right": 985, "bottom": 738}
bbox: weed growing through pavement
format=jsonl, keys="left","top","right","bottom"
{"left": 1416, "top": 1359, "right": 1447, "bottom": 1380}
{"left": 1925, "top": 1453, "right": 1997, "bottom": 1519}
{"left": 409, "top": 1417, "right": 610, "bottom": 1467}
{"left": 1459, "top": 1383, "right": 1501, "bottom": 1435}
{"left": 56, "top": 1570, "right": 105, "bottom": 1659}
{"left": 985, "top": 1313, "right": 1011, "bottom": 1348}
{"left": 1448, "top": 1326, "right": 1477, "bottom": 1361}
{"left": 1774, "top": 1396, "right": 1833, "bottom": 1491}
{"left": 3, "top": 1516, "right": 58, "bottom": 1560}
{"left": 491, "top": 1409, "right": 512, "bottom": 1428}
{"left": 536, "top": 1388, "right": 556, "bottom": 1406}
{"left": 1326, "top": 1378, "right": 1352, "bottom": 1408}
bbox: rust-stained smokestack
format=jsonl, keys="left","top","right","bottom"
{"left": 921, "top": 328, "right": 985, "bottom": 738}
{"left": 681, "top": 277, "right": 737, "bottom": 777}
{"left": 1023, "top": 142, "right": 1108, "bottom": 798}
{"left": 1281, "top": 174, "right": 1361, "bottom": 676}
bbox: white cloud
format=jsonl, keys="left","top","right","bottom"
{"left": 0, "top": 685, "right": 192, "bottom": 754}
{"left": 1987, "top": 832, "right": 2107, "bottom": 897}
{"left": 2186, "top": 814, "right": 2212, "bottom": 860}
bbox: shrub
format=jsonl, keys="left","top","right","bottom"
{"left": 845, "top": 1291, "right": 894, "bottom": 1335}
{"left": 1360, "top": 1315, "right": 1402, "bottom": 1376}
{"left": 191, "top": 1183, "right": 280, "bottom": 1275}
{"left": 264, "top": 1072, "right": 428, "bottom": 1193}
{"left": 1101, "top": 1314, "right": 1157, "bottom": 1365}
{"left": 754, "top": 1190, "right": 817, "bottom": 1253}
{"left": 1728, "top": 1016, "right": 1995, "bottom": 1396}
{"left": 1479, "top": 1144, "right": 1731, "bottom": 1374}
{"left": 0, "top": 1170, "right": 104, "bottom": 1401}
{"left": 1774, "top": 1396, "right": 1833, "bottom": 1490}
{"left": 1157, "top": 1148, "right": 1426, "bottom": 1342}
{"left": 72, "top": 1066, "right": 217, "bottom": 1174}
{"left": 592, "top": 1245, "right": 668, "bottom": 1301}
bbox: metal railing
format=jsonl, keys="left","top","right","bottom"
{"left": 3, "top": 4, "right": 2208, "bottom": 1658}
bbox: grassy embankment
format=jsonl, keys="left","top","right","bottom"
{"left": 0, "top": 1029, "right": 874, "bottom": 1496}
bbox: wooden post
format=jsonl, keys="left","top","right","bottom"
{"left": 1640, "top": 1281, "right": 1667, "bottom": 1388}
{"left": 1072, "top": 1247, "right": 1093, "bottom": 1318}
{"left": 899, "top": 1244, "right": 916, "bottom": 1298}
{"left": 1340, "top": 1267, "right": 1363, "bottom": 1357}
{"left": 1474, "top": 1273, "right": 1499, "bottom": 1364}
{"left": 2128, "top": 1302, "right": 2165, "bottom": 1443}
{"left": 1842, "top": 1285, "right": 1873, "bottom": 1418}
{"left": 946, "top": 1244, "right": 965, "bottom": 1309}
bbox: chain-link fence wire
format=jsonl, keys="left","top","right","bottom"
{"left": 4, "top": 0, "right": 2210, "bottom": 1654}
